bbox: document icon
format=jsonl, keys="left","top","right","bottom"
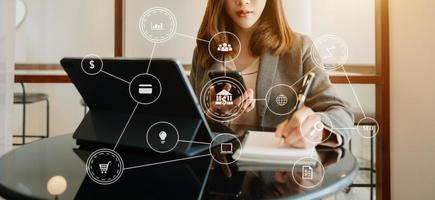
{"left": 302, "top": 165, "right": 313, "bottom": 180}
{"left": 138, "top": 84, "right": 153, "bottom": 94}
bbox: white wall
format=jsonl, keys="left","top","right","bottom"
{"left": 15, "top": 0, "right": 114, "bottom": 62}
{"left": 390, "top": 0, "right": 435, "bottom": 199}
{"left": 0, "top": 0, "right": 15, "bottom": 155}
{"left": 13, "top": 0, "right": 114, "bottom": 137}
{"left": 311, "top": 0, "right": 375, "bottom": 64}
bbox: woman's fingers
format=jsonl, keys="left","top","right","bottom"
{"left": 223, "top": 83, "right": 232, "bottom": 92}
{"left": 233, "top": 87, "right": 248, "bottom": 105}
{"left": 288, "top": 107, "right": 314, "bottom": 130}
{"left": 208, "top": 86, "right": 218, "bottom": 112}
{"left": 209, "top": 85, "right": 256, "bottom": 115}
{"left": 286, "top": 114, "right": 323, "bottom": 148}
{"left": 209, "top": 86, "right": 216, "bottom": 101}
{"left": 242, "top": 89, "right": 255, "bottom": 113}
{"left": 275, "top": 120, "right": 288, "bottom": 138}
{"left": 246, "top": 99, "right": 256, "bottom": 112}
{"left": 275, "top": 107, "right": 318, "bottom": 148}
{"left": 284, "top": 133, "right": 306, "bottom": 148}
{"left": 230, "top": 88, "right": 255, "bottom": 113}
{"left": 279, "top": 108, "right": 309, "bottom": 139}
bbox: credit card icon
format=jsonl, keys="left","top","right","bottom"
{"left": 138, "top": 84, "right": 153, "bottom": 94}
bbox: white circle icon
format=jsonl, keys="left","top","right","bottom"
{"left": 129, "top": 73, "right": 162, "bottom": 105}
{"left": 265, "top": 84, "right": 297, "bottom": 116}
{"left": 86, "top": 148, "right": 124, "bottom": 185}
{"left": 300, "top": 112, "right": 333, "bottom": 144}
{"left": 146, "top": 121, "right": 180, "bottom": 153}
{"left": 139, "top": 7, "right": 177, "bottom": 43}
{"left": 311, "top": 34, "right": 348, "bottom": 71}
{"left": 209, "top": 133, "right": 242, "bottom": 165}
{"left": 291, "top": 157, "right": 325, "bottom": 189}
{"left": 357, "top": 117, "right": 379, "bottom": 139}
{"left": 81, "top": 54, "right": 103, "bottom": 75}
{"left": 199, "top": 77, "right": 247, "bottom": 122}
{"left": 208, "top": 31, "right": 241, "bottom": 63}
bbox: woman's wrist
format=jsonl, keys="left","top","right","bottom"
{"left": 318, "top": 129, "right": 342, "bottom": 147}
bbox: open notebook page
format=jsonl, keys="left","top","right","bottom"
{"left": 233, "top": 131, "right": 318, "bottom": 165}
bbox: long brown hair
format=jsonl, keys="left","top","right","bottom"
{"left": 196, "top": 0, "right": 294, "bottom": 68}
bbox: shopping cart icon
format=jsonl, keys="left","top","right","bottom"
{"left": 99, "top": 161, "right": 111, "bottom": 174}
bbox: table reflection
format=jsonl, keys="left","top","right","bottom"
{"left": 207, "top": 148, "right": 344, "bottom": 199}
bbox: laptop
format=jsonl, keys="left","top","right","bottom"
{"left": 61, "top": 57, "right": 233, "bottom": 156}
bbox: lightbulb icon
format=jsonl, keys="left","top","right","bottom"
{"left": 159, "top": 131, "right": 167, "bottom": 144}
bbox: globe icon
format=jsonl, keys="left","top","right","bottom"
{"left": 276, "top": 94, "right": 288, "bottom": 106}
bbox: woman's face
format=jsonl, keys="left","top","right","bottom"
{"left": 224, "top": 0, "right": 267, "bottom": 30}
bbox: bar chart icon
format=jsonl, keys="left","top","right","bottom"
{"left": 138, "top": 84, "right": 153, "bottom": 94}
{"left": 150, "top": 22, "right": 164, "bottom": 30}
{"left": 363, "top": 126, "right": 375, "bottom": 131}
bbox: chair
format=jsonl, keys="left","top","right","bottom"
{"left": 13, "top": 83, "right": 50, "bottom": 145}
{"left": 345, "top": 110, "right": 376, "bottom": 200}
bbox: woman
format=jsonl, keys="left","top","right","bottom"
{"left": 190, "top": 0, "right": 354, "bottom": 148}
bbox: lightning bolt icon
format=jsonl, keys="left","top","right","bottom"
{"left": 323, "top": 45, "right": 336, "bottom": 59}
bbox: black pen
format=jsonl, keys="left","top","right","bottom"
{"left": 280, "top": 72, "right": 316, "bottom": 144}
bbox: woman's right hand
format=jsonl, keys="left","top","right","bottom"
{"left": 208, "top": 83, "right": 255, "bottom": 115}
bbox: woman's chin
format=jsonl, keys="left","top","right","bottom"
{"left": 234, "top": 21, "right": 256, "bottom": 30}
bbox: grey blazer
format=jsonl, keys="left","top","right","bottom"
{"left": 189, "top": 32, "right": 354, "bottom": 144}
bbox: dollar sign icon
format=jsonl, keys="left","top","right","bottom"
{"left": 221, "top": 96, "right": 227, "bottom": 106}
{"left": 89, "top": 60, "right": 95, "bottom": 69}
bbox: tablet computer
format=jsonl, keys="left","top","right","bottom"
{"left": 61, "top": 57, "right": 214, "bottom": 156}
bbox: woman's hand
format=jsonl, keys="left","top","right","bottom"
{"left": 208, "top": 83, "right": 255, "bottom": 115}
{"left": 275, "top": 106, "right": 325, "bottom": 148}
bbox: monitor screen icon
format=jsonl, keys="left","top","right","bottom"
{"left": 220, "top": 143, "right": 233, "bottom": 154}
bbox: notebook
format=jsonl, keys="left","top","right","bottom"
{"left": 233, "top": 131, "right": 318, "bottom": 167}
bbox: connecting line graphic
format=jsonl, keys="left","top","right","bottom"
{"left": 179, "top": 140, "right": 211, "bottom": 145}
{"left": 113, "top": 103, "right": 139, "bottom": 151}
{"left": 101, "top": 70, "right": 130, "bottom": 84}
{"left": 146, "top": 43, "right": 157, "bottom": 74}
{"left": 342, "top": 67, "right": 367, "bottom": 118}
{"left": 224, "top": 61, "right": 227, "bottom": 76}
{"left": 175, "top": 32, "right": 210, "bottom": 43}
{"left": 310, "top": 146, "right": 317, "bottom": 158}
{"left": 124, "top": 153, "right": 211, "bottom": 170}
{"left": 333, "top": 127, "right": 357, "bottom": 130}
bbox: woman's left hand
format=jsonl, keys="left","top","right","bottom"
{"left": 274, "top": 106, "right": 325, "bottom": 148}
{"left": 241, "top": 88, "right": 255, "bottom": 113}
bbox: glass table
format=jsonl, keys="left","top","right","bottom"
{"left": 0, "top": 134, "right": 357, "bottom": 200}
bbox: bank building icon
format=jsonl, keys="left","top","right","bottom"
{"left": 215, "top": 90, "right": 233, "bottom": 105}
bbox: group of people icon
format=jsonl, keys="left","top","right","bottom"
{"left": 217, "top": 43, "right": 233, "bottom": 52}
